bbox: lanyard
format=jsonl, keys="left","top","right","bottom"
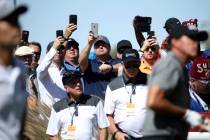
{"left": 69, "top": 104, "right": 78, "bottom": 126}
{"left": 190, "top": 88, "right": 209, "bottom": 112}
{"left": 123, "top": 82, "right": 136, "bottom": 103}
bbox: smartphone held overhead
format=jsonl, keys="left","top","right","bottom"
{"left": 56, "top": 30, "right": 63, "bottom": 37}
{"left": 91, "top": 23, "right": 98, "bottom": 38}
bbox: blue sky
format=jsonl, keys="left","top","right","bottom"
{"left": 17, "top": 0, "right": 210, "bottom": 57}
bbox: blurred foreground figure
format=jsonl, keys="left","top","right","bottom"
{"left": 0, "top": 0, "right": 28, "bottom": 139}
{"left": 143, "top": 25, "right": 209, "bottom": 140}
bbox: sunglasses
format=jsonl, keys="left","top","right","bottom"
{"left": 144, "top": 46, "right": 157, "bottom": 52}
{"left": 94, "top": 42, "right": 108, "bottom": 49}
{"left": 67, "top": 45, "right": 79, "bottom": 50}
{"left": 123, "top": 62, "right": 140, "bottom": 69}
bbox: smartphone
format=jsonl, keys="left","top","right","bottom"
{"left": 56, "top": 30, "right": 63, "bottom": 37}
{"left": 147, "top": 31, "right": 155, "bottom": 38}
{"left": 91, "top": 23, "right": 98, "bottom": 37}
{"left": 22, "top": 30, "right": 29, "bottom": 42}
{"left": 69, "top": 15, "right": 77, "bottom": 25}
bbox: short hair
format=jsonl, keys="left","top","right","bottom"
{"left": 62, "top": 71, "right": 81, "bottom": 86}
{"left": 29, "top": 41, "right": 42, "bottom": 53}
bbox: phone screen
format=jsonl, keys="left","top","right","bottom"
{"left": 22, "top": 30, "right": 29, "bottom": 42}
{"left": 91, "top": 23, "right": 98, "bottom": 37}
{"left": 56, "top": 30, "right": 63, "bottom": 37}
{"left": 69, "top": 15, "right": 77, "bottom": 25}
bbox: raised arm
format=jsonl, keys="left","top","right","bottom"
{"left": 36, "top": 37, "right": 64, "bottom": 80}
{"left": 79, "top": 31, "right": 95, "bottom": 73}
{"left": 133, "top": 16, "right": 145, "bottom": 48}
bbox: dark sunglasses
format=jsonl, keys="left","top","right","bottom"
{"left": 67, "top": 45, "right": 79, "bottom": 50}
{"left": 33, "top": 52, "right": 41, "bottom": 56}
{"left": 94, "top": 41, "right": 107, "bottom": 49}
{"left": 124, "top": 62, "right": 140, "bottom": 69}
{"left": 145, "top": 46, "right": 157, "bottom": 52}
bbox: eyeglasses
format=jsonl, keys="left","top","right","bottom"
{"left": 94, "top": 42, "right": 108, "bottom": 49}
{"left": 123, "top": 62, "right": 140, "bottom": 69}
{"left": 67, "top": 45, "right": 79, "bottom": 50}
{"left": 144, "top": 46, "right": 157, "bottom": 52}
{"left": 33, "top": 52, "right": 41, "bottom": 58}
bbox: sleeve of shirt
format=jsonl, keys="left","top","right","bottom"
{"left": 36, "top": 47, "right": 57, "bottom": 80}
{"left": 46, "top": 108, "right": 60, "bottom": 136}
{"left": 104, "top": 86, "right": 115, "bottom": 115}
{"left": 96, "top": 100, "right": 110, "bottom": 128}
{"left": 149, "top": 60, "right": 180, "bottom": 94}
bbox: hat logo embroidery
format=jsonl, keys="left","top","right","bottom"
{"left": 126, "top": 53, "right": 136, "bottom": 58}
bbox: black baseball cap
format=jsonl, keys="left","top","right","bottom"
{"left": 169, "top": 25, "right": 208, "bottom": 41}
{"left": 122, "top": 49, "right": 140, "bottom": 63}
{"left": 164, "top": 18, "right": 181, "bottom": 30}
{"left": 117, "top": 40, "right": 132, "bottom": 54}
{"left": 66, "top": 38, "right": 79, "bottom": 50}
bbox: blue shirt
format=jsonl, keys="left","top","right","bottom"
{"left": 63, "top": 60, "right": 81, "bottom": 72}
{"left": 83, "top": 57, "right": 120, "bottom": 99}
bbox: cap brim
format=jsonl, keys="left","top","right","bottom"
{"left": 123, "top": 58, "right": 139, "bottom": 63}
{"left": 3, "top": 5, "right": 27, "bottom": 19}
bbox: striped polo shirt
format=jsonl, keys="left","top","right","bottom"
{"left": 46, "top": 94, "right": 109, "bottom": 140}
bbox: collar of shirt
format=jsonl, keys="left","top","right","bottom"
{"left": 140, "top": 59, "right": 153, "bottom": 72}
{"left": 95, "top": 55, "right": 113, "bottom": 64}
{"left": 122, "top": 71, "right": 147, "bottom": 85}
{"left": 67, "top": 94, "right": 89, "bottom": 106}
{"left": 64, "top": 60, "right": 80, "bottom": 71}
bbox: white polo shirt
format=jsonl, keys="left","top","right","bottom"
{"left": 46, "top": 94, "right": 109, "bottom": 140}
{"left": 37, "top": 47, "right": 67, "bottom": 107}
{"left": 0, "top": 59, "right": 28, "bottom": 140}
{"left": 104, "top": 74, "right": 148, "bottom": 138}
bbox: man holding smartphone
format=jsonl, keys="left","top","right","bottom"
{"left": 37, "top": 23, "right": 77, "bottom": 107}
{"left": 79, "top": 32, "right": 120, "bottom": 99}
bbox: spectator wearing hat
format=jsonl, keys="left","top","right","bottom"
{"left": 0, "top": 0, "right": 28, "bottom": 139}
{"left": 140, "top": 37, "right": 159, "bottom": 75}
{"left": 189, "top": 56, "right": 210, "bottom": 112}
{"left": 15, "top": 45, "right": 34, "bottom": 69}
{"left": 161, "top": 17, "right": 181, "bottom": 51}
{"left": 116, "top": 40, "right": 132, "bottom": 76}
{"left": 79, "top": 32, "right": 120, "bottom": 99}
{"left": 46, "top": 70, "right": 109, "bottom": 140}
{"left": 142, "top": 25, "right": 209, "bottom": 140}
{"left": 116, "top": 40, "right": 132, "bottom": 60}
{"left": 64, "top": 38, "right": 80, "bottom": 71}
{"left": 36, "top": 24, "right": 77, "bottom": 107}
{"left": 104, "top": 49, "right": 147, "bottom": 140}
{"left": 14, "top": 46, "right": 39, "bottom": 95}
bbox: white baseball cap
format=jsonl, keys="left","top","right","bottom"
{"left": 15, "top": 46, "right": 34, "bottom": 56}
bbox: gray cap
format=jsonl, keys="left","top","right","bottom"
{"left": 94, "top": 35, "right": 110, "bottom": 47}
{"left": 0, "top": 0, "right": 27, "bottom": 20}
